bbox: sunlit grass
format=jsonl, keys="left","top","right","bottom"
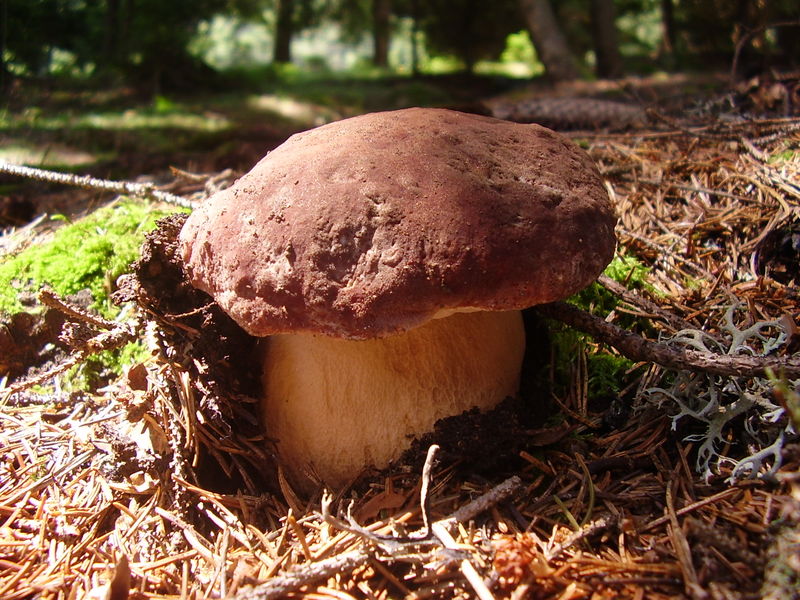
{"left": 246, "top": 94, "right": 342, "bottom": 125}
{"left": 0, "top": 104, "right": 231, "bottom": 133}
{"left": 0, "top": 141, "right": 99, "bottom": 167}
{"left": 0, "top": 96, "right": 238, "bottom": 168}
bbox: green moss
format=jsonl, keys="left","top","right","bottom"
{"left": 571, "top": 254, "right": 651, "bottom": 315}
{"left": 0, "top": 199, "right": 178, "bottom": 317}
{"left": 0, "top": 199, "right": 179, "bottom": 386}
{"left": 59, "top": 340, "right": 151, "bottom": 391}
{"left": 549, "top": 255, "right": 652, "bottom": 401}
{"left": 768, "top": 148, "right": 798, "bottom": 164}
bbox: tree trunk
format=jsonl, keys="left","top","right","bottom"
{"left": 274, "top": 0, "right": 294, "bottom": 64}
{"left": 518, "top": 0, "right": 579, "bottom": 81}
{"left": 410, "top": 0, "right": 420, "bottom": 76}
{"left": 103, "top": 0, "right": 120, "bottom": 69}
{"left": 659, "top": 0, "right": 676, "bottom": 62}
{"left": 372, "top": 0, "right": 391, "bottom": 67}
{"left": 0, "top": 0, "right": 7, "bottom": 90}
{"left": 590, "top": 0, "right": 622, "bottom": 78}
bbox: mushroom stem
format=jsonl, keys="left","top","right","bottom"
{"left": 261, "top": 310, "right": 526, "bottom": 491}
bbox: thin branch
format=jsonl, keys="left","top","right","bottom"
{"left": 537, "top": 301, "right": 800, "bottom": 379}
{"left": 597, "top": 275, "right": 696, "bottom": 334}
{"left": 419, "top": 443, "right": 438, "bottom": 536}
{"left": 39, "top": 288, "right": 117, "bottom": 330}
{"left": 730, "top": 20, "right": 800, "bottom": 84}
{"left": 544, "top": 516, "right": 613, "bottom": 561}
{"left": 0, "top": 160, "right": 196, "bottom": 209}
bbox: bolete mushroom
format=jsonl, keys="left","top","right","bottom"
{"left": 178, "top": 108, "right": 616, "bottom": 491}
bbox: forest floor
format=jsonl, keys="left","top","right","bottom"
{"left": 0, "top": 72, "right": 799, "bottom": 599}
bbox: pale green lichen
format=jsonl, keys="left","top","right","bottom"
{"left": 642, "top": 306, "right": 798, "bottom": 481}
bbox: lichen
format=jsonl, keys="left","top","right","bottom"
{"left": 642, "top": 306, "right": 798, "bottom": 481}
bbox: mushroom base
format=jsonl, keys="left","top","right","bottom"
{"left": 261, "top": 309, "right": 526, "bottom": 492}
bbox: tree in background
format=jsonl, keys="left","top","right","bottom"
{"left": 590, "top": 0, "right": 623, "bottom": 78}
{"left": 518, "top": 0, "right": 580, "bottom": 80}
{"left": 664, "top": 0, "right": 799, "bottom": 73}
{"left": 402, "top": 0, "right": 521, "bottom": 73}
{"left": 2, "top": 0, "right": 228, "bottom": 92}
{"left": 659, "top": 0, "right": 677, "bottom": 65}
{"left": 328, "top": 0, "right": 394, "bottom": 68}
{"left": 2, "top": 0, "right": 93, "bottom": 78}
{"left": 273, "top": 0, "right": 295, "bottom": 63}
{"left": 372, "top": 0, "right": 391, "bottom": 67}
{"left": 4, "top": 0, "right": 798, "bottom": 91}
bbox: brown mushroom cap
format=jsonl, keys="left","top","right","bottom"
{"left": 179, "top": 108, "right": 616, "bottom": 339}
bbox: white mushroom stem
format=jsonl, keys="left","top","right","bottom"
{"left": 261, "top": 310, "right": 526, "bottom": 492}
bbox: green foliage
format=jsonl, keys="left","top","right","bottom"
{"left": 587, "top": 352, "right": 635, "bottom": 398}
{"left": 549, "top": 255, "right": 652, "bottom": 401}
{"left": 63, "top": 342, "right": 152, "bottom": 391}
{"left": 549, "top": 326, "right": 636, "bottom": 402}
{"left": 500, "top": 31, "right": 537, "bottom": 65}
{"left": 4, "top": 0, "right": 800, "bottom": 90}
{"left": 412, "top": 0, "right": 523, "bottom": 71}
{"left": 769, "top": 148, "right": 799, "bottom": 164}
{"left": 3, "top": 0, "right": 229, "bottom": 91}
{"left": 0, "top": 199, "right": 176, "bottom": 317}
{"left": 616, "top": 2, "right": 663, "bottom": 59}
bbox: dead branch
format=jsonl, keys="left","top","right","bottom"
{"left": 537, "top": 301, "right": 800, "bottom": 378}
{"left": 0, "top": 160, "right": 196, "bottom": 209}
{"left": 597, "top": 275, "right": 700, "bottom": 335}
{"left": 544, "top": 516, "right": 614, "bottom": 561}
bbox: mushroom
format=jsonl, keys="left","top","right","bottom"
{"left": 178, "top": 108, "right": 616, "bottom": 491}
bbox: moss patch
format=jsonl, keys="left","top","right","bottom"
{"left": 0, "top": 199, "right": 181, "bottom": 317}
{"left": 1, "top": 199, "right": 183, "bottom": 385}
{"left": 572, "top": 254, "right": 651, "bottom": 317}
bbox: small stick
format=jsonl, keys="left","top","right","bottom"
{"left": 446, "top": 476, "right": 521, "bottom": 526}
{"left": 544, "top": 516, "right": 613, "bottom": 561}
{"left": 0, "top": 160, "right": 196, "bottom": 209}
{"left": 2, "top": 325, "right": 137, "bottom": 402}
{"left": 431, "top": 521, "right": 495, "bottom": 600}
{"left": 1, "top": 289, "right": 139, "bottom": 403}
{"left": 423, "top": 445, "right": 496, "bottom": 600}
{"left": 597, "top": 275, "right": 706, "bottom": 335}
{"left": 38, "top": 288, "right": 117, "bottom": 330}
{"left": 419, "top": 443, "right": 439, "bottom": 536}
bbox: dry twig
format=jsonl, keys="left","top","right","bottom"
{"left": 0, "top": 160, "right": 196, "bottom": 209}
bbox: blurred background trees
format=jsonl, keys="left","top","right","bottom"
{"left": 1, "top": 0, "right": 798, "bottom": 92}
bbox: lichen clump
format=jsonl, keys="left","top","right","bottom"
{"left": 644, "top": 306, "right": 798, "bottom": 481}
